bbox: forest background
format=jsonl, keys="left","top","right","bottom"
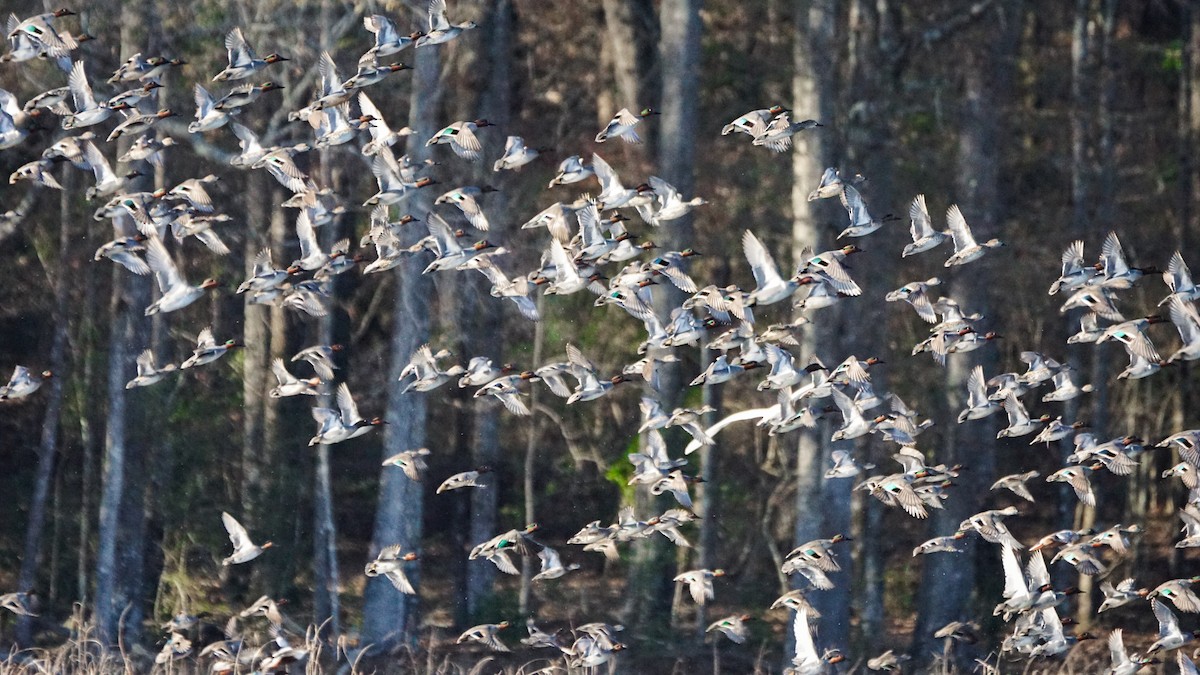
{"left": 0, "top": 0, "right": 1198, "bottom": 672}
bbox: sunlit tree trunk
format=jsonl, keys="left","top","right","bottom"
{"left": 790, "top": 0, "right": 843, "bottom": 656}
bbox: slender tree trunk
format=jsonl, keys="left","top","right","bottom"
{"left": 310, "top": 0, "right": 345, "bottom": 638}
{"left": 361, "top": 39, "right": 441, "bottom": 650}
{"left": 15, "top": 171, "right": 72, "bottom": 646}
{"left": 520, "top": 295, "right": 546, "bottom": 615}
{"left": 241, "top": 170, "right": 270, "bottom": 537}
{"left": 1070, "top": 0, "right": 1092, "bottom": 239}
{"left": 1185, "top": 0, "right": 1200, "bottom": 253}
{"left": 76, "top": 198, "right": 101, "bottom": 606}
{"left": 789, "top": 0, "right": 843, "bottom": 658}
{"left": 262, "top": 194, "right": 293, "bottom": 596}
{"left": 1073, "top": 0, "right": 1118, "bottom": 631}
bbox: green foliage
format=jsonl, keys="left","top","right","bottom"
{"left": 1163, "top": 40, "right": 1183, "bottom": 74}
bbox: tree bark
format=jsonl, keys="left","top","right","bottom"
{"left": 910, "top": 0, "right": 1022, "bottom": 665}
{"left": 1185, "top": 0, "right": 1200, "bottom": 253}
{"left": 790, "top": 0, "right": 844, "bottom": 657}
{"left": 449, "top": 0, "right": 515, "bottom": 621}
{"left": 15, "top": 170, "right": 72, "bottom": 646}
{"left": 601, "top": 0, "right": 661, "bottom": 119}
{"left": 624, "top": 0, "right": 701, "bottom": 632}
{"left": 94, "top": 3, "right": 154, "bottom": 644}
{"left": 361, "top": 37, "right": 442, "bottom": 650}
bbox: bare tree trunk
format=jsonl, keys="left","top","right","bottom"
{"left": 1184, "top": 0, "right": 1200, "bottom": 252}
{"left": 449, "top": 0, "right": 515, "bottom": 620}
{"left": 911, "top": 0, "right": 1022, "bottom": 665}
{"left": 15, "top": 171, "right": 72, "bottom": 646}
{"left": 1073, "top": 0, "right": 1118, "bottom": 631}
{"left": 76, "top": 197, "right": 102, "bottom": 606}
{"left": 1070, "top": 0, "right": 1092, "bottom": 239}
{"left": 310, "top": 0, "right": 345, "bottom": 638}
{"left": 625, "top": 0, "right": 701, "bottom": 633}
{"left": 361, "top": 39, "right": 442, "bottom": 650}
{"left": 789, "top": 0, "right": 843, "bottom": 657}
{"left": 843, "top": 0, "right": 898, "bottom": 648}
{"left": 520, "top": 295, "right": 546, "bottom": 615}
{"left": 94, "top": 4, "right": 154, "bottom": 644}
{"left": 241, "top": 170, "right": 270, "bottom": 535}
{"left": 261, "top": 197, "right": 294, "bottom": 596}
{"left": 601, "top": 0, "right": 661, "bottom": 116}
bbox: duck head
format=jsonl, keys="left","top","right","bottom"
{"left": 638, "top": 108, "right": 660, "bottom": 117}
{"left": 264, "top": 54, "right": 290, "bottom": 64}
{"left": 472, "top": 119, "right": 493, "bottom": 128}
{"left": 201, "top": 278, "right": 221, "bottom": 289}
{"left": 260, "top": 82, "right": 285, "bottom": 92}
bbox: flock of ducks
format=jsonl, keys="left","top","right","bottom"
{"left": 2, "top": 2, "right": 1200, "bottom": 674}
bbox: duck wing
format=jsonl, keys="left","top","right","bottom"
{"left": 427, "top": 0, "right": 451, "bottom": 31}
{"left": 1155, "top": 598, "right": 1182, "bottom": 639}
{"left": 999, "top": 545, "right": 1025, "bottom": 601}
{"left": 426, "top": 211, "right": 463, "bottom": 256}
{"left": 336, "top": 382, "right": 361, "bottom": 424}
{"left": 1100, "top": 231, "right": 1131, "bottom": 278}
{"left": 945, "top": 204, "right": 977, "bottom": 252}
{"left": 1167, "top": 251, "right": 1194, "bottom": 293}
{"left": 144, "top": 235, "right": 185, "bottom": 294}
{"left": 221, "top": 512, "right": 253, "bottom": 551}
{"left": 67, "top": 60, "right": 98, "bottom": 112}
{"left": 1170, "top": 296, "right": 1200, "bottom": 346}
{"left": 225, "top": 27, "right": 256, "bottom": 68}
{"left": 909, "top": 194, "right": 933, "bottom": 240}
{"left": 742, "top": 229, "right": 783, "bottom": 292}
{"left": 792, "top": 607, "right": 818, "bottom": 666}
